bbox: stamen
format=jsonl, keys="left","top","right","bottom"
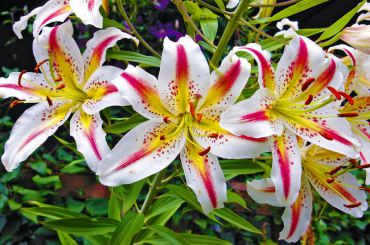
{"left": 34, "top": 59, "right": 49, "bottom": 73}
{"left": 160, "top": 135, "right": 166, "bottom": 140}
{"left": 319, "top": 131, "right": 334, "bottom": 141}
{"left": 337, "top": 112, "right": 359, "bottom": 117}
{"left": 9, "top": 100, "right": 24, "bottom": 108}
{"left": 56, "top": 84, "right": 65, "bottom": 90}
{"left": 327, "top": 86, "right": 341, "bottom": 100}
{"left": 189, "top": 102, "right": 196, "bottom": 117}
{"left": 209, "top": 133, "right": 219, "bottom": 138}
{"left": 326, "top": 178, "right": 335, "bottom": 184}
{"left": 196, "top": 113, "right": 203, "bottom": 123}
{"left": 18, "top": 70, "right": 27, "bottom": 87}
{"left": 338, "top": 91, "right": 354, "bottom": 105}
{"left": 343, "top": 202, "right": 361, "bottom": 208}
{"left": 301, "top": 78, "right": 315, "bottom": 91}
{"left": 46, "top": 96, "right": 53, "bottom": 106}
{"left": 357, "top": 163, "right": 370, "bottom": 169}
{"left": 304, "top": 94, "right": 313, "bottom": 105}
{"left": 326, "top": 165, "right": 343, "bottom": 175}
{"left": 198, "top": 146, "right": 211, "bottom": 156}
{"left": 54, "top": 76, "right": 63, "bottom": 82}
{"left": 195, "top": 94, "right": 202, "bottom": 99}
{"left": 163, "top": 116, "right": 171, "bottom": 123}
{"left": 359, "top": 186, "right": 370, "bottom": 193}
{"left": 349, "top": 159, "right": 358, "bottom": 165}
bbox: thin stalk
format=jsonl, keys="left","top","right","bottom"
{"left": 250, "top": 0, "right": 301, "bottom": 8}
{"left": 116, "top": 0, "right": 160, "bottom": 58}
{"left": 140, "top": 169, "right": 166, "bottom": 214}
{"left": 196, "top": 0, "right": 233, "bottom": 15}
{"left": 210, "top": 0, "right": 252, "bottom": 67}
{"left": 173, "top": 0, "right": 217, "bottom": 49}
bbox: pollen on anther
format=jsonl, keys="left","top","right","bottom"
{"left": 160, "top": 135, "right": 166, "bottom": 140}
{"left": 56, "top": 84, "right": 65, "bottom": 90}
{"left": 305, "top": 94, "right": 313, "bottom": 105}
{"left": 198, "top": 146, "right": 211, "bottom": 156}
{"left": 301, "top": 78, "right": 315, "bottom": 91}
{"left": 209, "top": 133, "right": 218, "bottom": 138}
{"left": 163, "top": 117, "right": 171, "bottom": 123}
{"left": 196, "top": 113, "right": 203, "bottom": 123}
{"left": 344, "top": 202, "right": 361, "bottom": 208}
{"left": 337, "top": 112, "right": 358, "bottom": 117}
{"left": 327, "top": 86, "right": 341, "bottom": 100}
{"left": 46, "top": 96, "right": 53, "bottom": 106}
{"left": 10, "top": 100, "right": 24, "bottom": 108}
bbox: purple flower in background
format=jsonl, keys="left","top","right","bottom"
{"left": 149, "top": 21, "right": 183, "bottom": 40}
{"left": 152, "top": 0, "right": 170, "bottom": 10}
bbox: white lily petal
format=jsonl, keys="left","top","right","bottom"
{"left": 247, "top": 178, "right": 283, "bottom": 207}
{"left": 13, "top": 7, "right": 42, "bottom": 39}
{"left": 70, "top": 0, "right": 103, "bottom": 28}
{"left": 1, "top": 101, "right": 72, "bottom": 172}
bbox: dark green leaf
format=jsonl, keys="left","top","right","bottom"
{"left": 57, "top": 231, "right": 78, "bottom": 245}
{"left": 104, "top": 113, "right": 147, "bottom": 134}
{"left": 149, "top": 225, "right": 189, "bottom": 245}
{"left": 109, "top": 212, "right": 144, "bottom": 245}
{"left": 213, "top": 208, "right": 261, "bottom": 234}
{"left": 107, "top": 50, "right": 160, "bottom": 67}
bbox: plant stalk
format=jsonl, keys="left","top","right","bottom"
{"left": 140, "top": 169, "right": 166, "bottom": 214}
{"left": 210, "top": 0, "right": 252, "bottom": 67}
{"left": 116, "top": 0, "right": 161, "bottom": 58}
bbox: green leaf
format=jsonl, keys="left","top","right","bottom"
{"left": 149, "top": 225, "right": 189, "bottom": 245}
{"left": 8, "top": 199, "right": 22, "bottom": 210}
{"left": 141, "top": 233, "right": 232, "bottom": 245}
{"left": 53, "top": 135, "right": 80, "bottom": 155}
{"left": 255, "top": 0, "right": 329, "bottom": 23}
{"left": 103, "top": 18, "right": 126, "bottom": 29}
{"left": 57, "top": 231, "right": 78, "bottom": 245}
{"left": 200, "top": 8, "right": 218, "bottom": 42}
{"left": 21, "top": 206, "right": 87, "bottom": 220}
{"left": 108, "top": 193, "right": 122, "bottom": 221}
{"left": 146, "top": 195, "right": 184, "bottom": 220}
{"left": 107, "top": 50, "right": 160, "bottom": 67}
{"left": 122, "top": 179, "right": 146, "bottom": 213}
{"left": 104, "top": 113, "right": 147, "bottom": 134}
{"left": 43, "top": 217, "right": 119, "bottom": 236}
{"left": 60, "top": 159, "right": 88, "bottom": 174}
{"left": 316, "top": 0, "right": 366, "bottom": 42}
{"left": 165, "top": 184, "right": 202, "bottom": 212}
{"left": 109, "top": 212, "right": 144, "bottom": 245}
{"left": 226, "top": 190, "right": 247, "bottom": 209}
{"left": 32, "top": 175, "right": 62, "bottom": 189}
{"left": 86, "top": 198, "right": 108, "bottom": 217}
{"left": 213, "top": 0, "right": 225, "bottom": 10}
{"left": 220, "top": 159, "right": 264, "bottom": 180}
{"left": 29, "top": 161, "right": 48, "bottom": 175}
{"left": 66, "top": 197, "right": 85, "bottom": 213}
{"left": 213, "top": 208, "right": 261, "bottom": 234}
{"left": 183, "top": 1, "right": 202, "bottom": 15}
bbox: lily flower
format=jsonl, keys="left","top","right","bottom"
{"left": 328, "top": 44, "right": 370, "bottom": 96}
{"left": 340, "top": 2, "right": 370, "bottom": 55}
{"left": 97, "top": 36, "right": 269, "bottom": 214}
{"left": 247, "top": 144, "right": 368, "bottom": 243}
{"left": 339, "top": 96, "right": 370, "bottom": 184}
{"left": 220, "top": 35, "right": 360, "bottom": 205}
{"left": 13, "top": 0, "right": 105, "bottom": 39}
{"left": 0, "top": 21, "right": 136, "bottom": 172}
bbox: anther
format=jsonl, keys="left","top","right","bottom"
{"left": 189, "top": 102, "right": 196, "bottom": 117}
{"left": 359, "top": 186, "right": 370, "bottom": 193}
{"left": 338, "top": 92, "right": 354, "bottom": 105}
{"left": 160, "top": 135, "right": 166, "bottom": 140}
{"left": 357, "top": 163, "right": 370, "bottom": 169}
{"left": 195, "top": 94, "right": 202, "bottom": 99}
{"left": 337, "top": 112, "right": 359, "bottom": 117}
{"left": 18, "top": 70, "right": 27, "bottom": 87}
{"left": 343, "top": 202, "right": 361, "bottom": 208}
{"left": 327, "top": 86, "right": 341, "bottom": 100}
{"left": 56, "top": 84, "right": 65, "bottom": 90}
{"left": 163, "top": 116, "right": 171, "bottom": 123}
{"left": 54, "top": 76, "right": 62, "bottom": 82}
{"left": 301, "top": 78, "right": 315, "bottom": 91}
{"left": 209, "top": 133, "right": 219, "bottom": 138}
{"left": 46, "top": 96, "right": 53, "bottom": 106}
{"left": 34, "top": 59, "right": 49, "bottom": 73}
{"left": 326, "top": 178, "right": 335, "bottom": 184}
{"left": 304, "top": 94, "right": 313, "bottom": 105}
{"left": 326, "top": 165, "right": 343, "bottom": 175}
{"left": 198, "top": 146, "right": 211, "bottom": 156}
{"left": 319, "top": 131, "right": 334, "bottom": 141}
{"left": 9, "top": 100, "right": 24, "bottom": 108}
{"left": 196, "top": 113, "right": 203, "bottom": 123}
{"left": 349, "top": 159, "right": 358, "bottom": 165}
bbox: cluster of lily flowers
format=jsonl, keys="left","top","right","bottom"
{"left": 0, "top": 0, "right": 369, "bottom": 243}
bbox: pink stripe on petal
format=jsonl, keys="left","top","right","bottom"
{"left": 114, "top": 148, "right": 151, "bottom": 171}
{"left": 241, "top": 110, "right": 268, "bottom": 122}
{"left": 19, "top": 128, "right": 47, "bottom": 151}
{"left": 277, "top": 145, "right": 291, "bottom": 199}
{"left": 320, "top": 128, "right": 353, "bottom": 146}
{"left": 38, "top": 6, "right": 70, "bottom": 33}
{"left": 239, "top": 134, "right": 268, "bottom": 143}
{"left": 245, "top": 47, "right": 274, "bottom": 89}
{"left": 91, "top": 35, "right": 119, "bottom": 64}
{"left": 286, "top": 198, "right": 302, "bottom": 239}
{"left": 176, "top": 44, "right": 189, "bottom": 82}
{"left": 85, "top": 128, "right": 102, "bottom": 161}
{"left": 88, "top": 0, "right": 95, "bottom": 11}
{"left": 202, "top": 169, "right": 217, "bottom": 208}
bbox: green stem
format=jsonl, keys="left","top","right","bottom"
{"left": 210, "top": 0, "right": 252, "bottom": 67}
{"left": 116, "top": 0, "right": 161, "bottom": 58}
{"left": 250, "top": 0, "right": 301, "bottom": 8}
{"left": 140, "top": 169, "right": 166, "bottom": 214}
